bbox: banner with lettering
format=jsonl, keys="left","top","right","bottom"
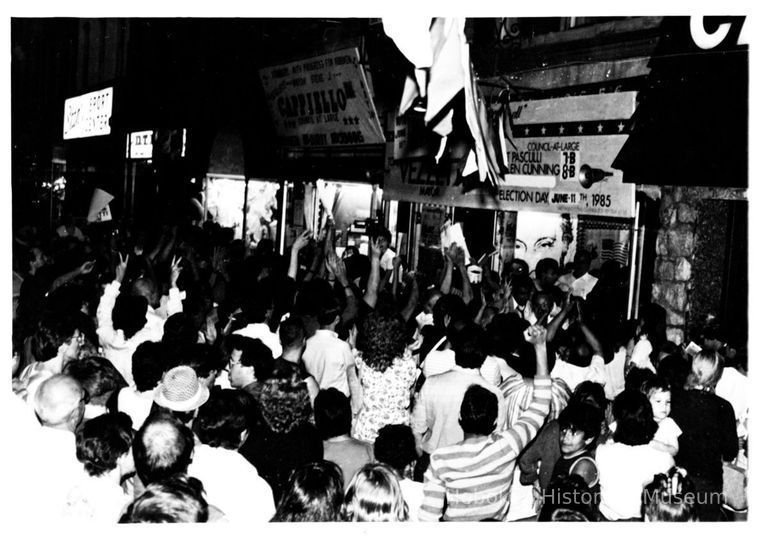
{"left": 259, "top": 48, "right": 385, "bottom": 147}
{"left": 385, "top": 92, "right": 636, "bottom": 218}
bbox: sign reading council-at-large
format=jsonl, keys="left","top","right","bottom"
{"left": 259, "top": 48, "right": 385, "bottom": 148}
{"left": 385, "top": 92, "right": 637, "bottom": 218}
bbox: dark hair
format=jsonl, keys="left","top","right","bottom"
{"left": 657, "top": 353, "right": 690, "bottom": 394}
{"left": 356, "top": 310, "right": 409, "bottom": 373}
{"left": 228, "top": 335, "right": 273, "bottom": 380}
{"left": 373, "top": 424, "right": 417, "bottom": 474}
{"left": 558, "top": 402, "right": 603, "bottom": 445}
{"left": 193, "top": 389, "right": 251, "bottom": 450}
{"left": 625, "top": 367, "right": 657, "bottom": 393}
{"left": 318, "top": 302, "right": 341, "bottom": 327}
{"left": 452, "top": 324, "right": 486, "bottom": 370}
{"left": 642, "top": 467, "right": 698, "bottom": 521}
{"left": 432, "top": 294, "right": 467, "bottom": 331}
{"left": 272, "top": 461, "right": 345, "bottom": 522}
{"left": 132, "top": 342, "right": 168, "bottom": 392}
{"left": 535, "top": 258, "right": 560, "bottom": 280}
{"left": 538, "top": 474, "right": 596, "bottom": 522}
{"left": 75, "top": 412, "right": 134, "bottom": 477}
{"left": 459, "top": 385, "right": 498, "bottom": 436}
{"left": 279, "top": 316, "right": 305, "bottom": 349}
{"left": 370, "top": 226, "right": 392, "bottom": 244}
{"left": 161, "top": 313, "right": 198, "bottom": 348}
{"left": 571, "top": 381, "right": 608, "bottom": 413}
{"left": 133, "top": 414, "right": 195, "bottom": 486}
{"left": 172, "top": 343, "right": 222, "bottom": 380}
{"left": 31, "top": 315, "right": 77, "bottom": 362}
{"left": 120, "top": 474, "right": 208, "bottom": 523}
{"left": 242, "top": 287, "right": 274, "bottom": 324}
{"left": 112, "top": 294, "right": 148, "bottom": 340}
{"left": 612, "top": 389, "right": 658, "bottom": 446}
{"left": 313, "top": 388, "right": 351, "bottom": 440}
{"left": 641, "top": 377, "right": 671, "bottom": 398}
{"left": 484, "top": 313, "right": 527, "bottom": 360}
{"left": 63, "top": 355, "right": 127, "bottom": 402}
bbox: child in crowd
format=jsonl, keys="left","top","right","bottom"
{"left": 596, "top": 390, "right": 674, "bottom": 521}
{"left": 642, "top": 378, "right": 682, "bottom": 456}
{"left": 642, "top": 467, "right": 698, "bottom": 522}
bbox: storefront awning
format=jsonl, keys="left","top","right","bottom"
{"left": 613, "top": 16, "right": 747, "bottom": 189}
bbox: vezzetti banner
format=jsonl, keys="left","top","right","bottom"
{"left": 385, "top": 92, "right": 637, "bottom": 218}
{"left": 259, "top": 48, "right": 385, "bottom": 148}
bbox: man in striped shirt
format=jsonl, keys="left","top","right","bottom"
{"left": 419, "top": 325, "right": 553, "bottom": 521}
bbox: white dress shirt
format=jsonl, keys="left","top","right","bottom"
{"left": 302, "top": 329, "right": 355, "bottom": 396}
{"left": 233, "top": 322, "right": 282, "bottom": 359}
{"left": 188, "top": 444, "right": 275, "bottom": 522}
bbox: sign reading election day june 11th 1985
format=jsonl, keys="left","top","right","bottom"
{"left": 384, "top": 92, "right": 637, "bottom": 218}
{"left": 259, "top": 48, "right": 385, "bottom": 148}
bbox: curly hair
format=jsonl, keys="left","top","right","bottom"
{"left": 75, "top": 412, "right": 134, "bottom": 477}
{"left": 355, "top": 310, "right": 409, "bottom": 373}
{"left": 193, "top": 389, "right": 251, "bottom": 450}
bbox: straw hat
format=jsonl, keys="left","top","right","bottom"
{"left": 154, "top": 366, "right": 209, "bottom": 412}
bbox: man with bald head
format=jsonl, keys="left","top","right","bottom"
{"left": 34, "top": 374, "right": 87, "bottom": 433}
{"left": 12, "top": 375, "right": 88, "bottom": 519}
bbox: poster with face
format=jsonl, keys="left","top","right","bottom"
{"left": 499, "top": 210, "right": 577, "bottom": 276}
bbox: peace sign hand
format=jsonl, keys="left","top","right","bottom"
{"left": 170, "top": 255, "right": 183, "bottom": 288}
{"left": 115, "top": 252, "right": 129, "bottom": 283}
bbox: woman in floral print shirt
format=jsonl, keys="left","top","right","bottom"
{"left": 351, "top": 308, "right": 419, "bottom": 443}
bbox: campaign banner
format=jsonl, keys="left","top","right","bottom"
{"left": 384, "top": 92, "right": 637, "bottom": 218}
{"left": 63, "top": 87, "right": 113, "bottom": 140}
{"left": 259, "top": 48, "right": 385, "bottom": 148}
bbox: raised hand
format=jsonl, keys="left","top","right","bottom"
{"left": 115, "top": 252, "right": 129, "bottom": 283}
{"left": 292, "top": 230, "right": 311, "bottom": 252}
{"left": 370, "top": 237, "right": 385, "bottom": 258}
{"left": 170, "top": 255, "right": 183, "bottom": 288}
{"left": 79, "top": 260, "right": 96, "bottom": 275}
{"left": 524, "top": 324, "right": 547, "bottom": 346}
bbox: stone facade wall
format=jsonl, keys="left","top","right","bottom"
{"left": 652, "top": 187, "right": 697, "bottom": 345}
{"left": 651, "top": 186, "right": 746, "bottom": 345}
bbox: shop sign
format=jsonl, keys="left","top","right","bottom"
{"left": 128, "top": 130, "right": 154, "bottom": 159}
{"left": 259, "top": 48, "right": 385, "bottom": 148}
{"left": 385, "top": 92, "right": 637, "bottom": 218}
{"left": 63, "top": 87, "right": 113, "bottom": 140}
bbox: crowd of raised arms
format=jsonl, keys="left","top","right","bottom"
{"left": 9, "top": 215, "right": 748, "bottom": 523}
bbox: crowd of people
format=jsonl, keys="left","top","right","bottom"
{"left": 9, "top": 214, "right": 748, "bottom": 523}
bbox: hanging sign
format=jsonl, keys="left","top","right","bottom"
{"left": 259, "top": 48, "right": 385, "bottom": 148}
{"left": 385, "top": 92, "right": 636, "bottom": 218}
{"left": 63, "top": 87, "right": 114, "bottom": 140}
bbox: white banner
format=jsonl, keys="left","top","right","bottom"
{"left": 63, "top": 87, "right": 113, "bottom": 140}
{"left": 259, "top": 48, "right": 385, "bottom": 147}
{"left": 385, "top": 92, "right": 637, "bottom": 218}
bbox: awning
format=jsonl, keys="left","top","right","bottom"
{"left": 613, "top": 16, "right": 747, "bottom": 188}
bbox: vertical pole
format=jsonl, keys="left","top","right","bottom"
{"left": 129, "top": 161, "right": 137, "bottom": 220}
{"left": 627, "top": 200, "right": 641, "bottom": 319}
{"left": 277, "top": 180, "right": 289, "bottom": 255}
{"left": 634, "top": 208, "right": 646, "bottom": 319}
{"left": 242, "top": 177, "right": 250, "bottom": 242}
{"left": 413, "top": 204, "right": 422, "bottom": 272}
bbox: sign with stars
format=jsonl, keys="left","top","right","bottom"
{"left": 259, "top": 48, "right": 385, "bottom": 148}
{"left": 385, "top": 92, "right": 636, "bottom": 218}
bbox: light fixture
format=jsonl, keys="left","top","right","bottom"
{"left": 578, "top": 165, "right": 613, "bottom": 189}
